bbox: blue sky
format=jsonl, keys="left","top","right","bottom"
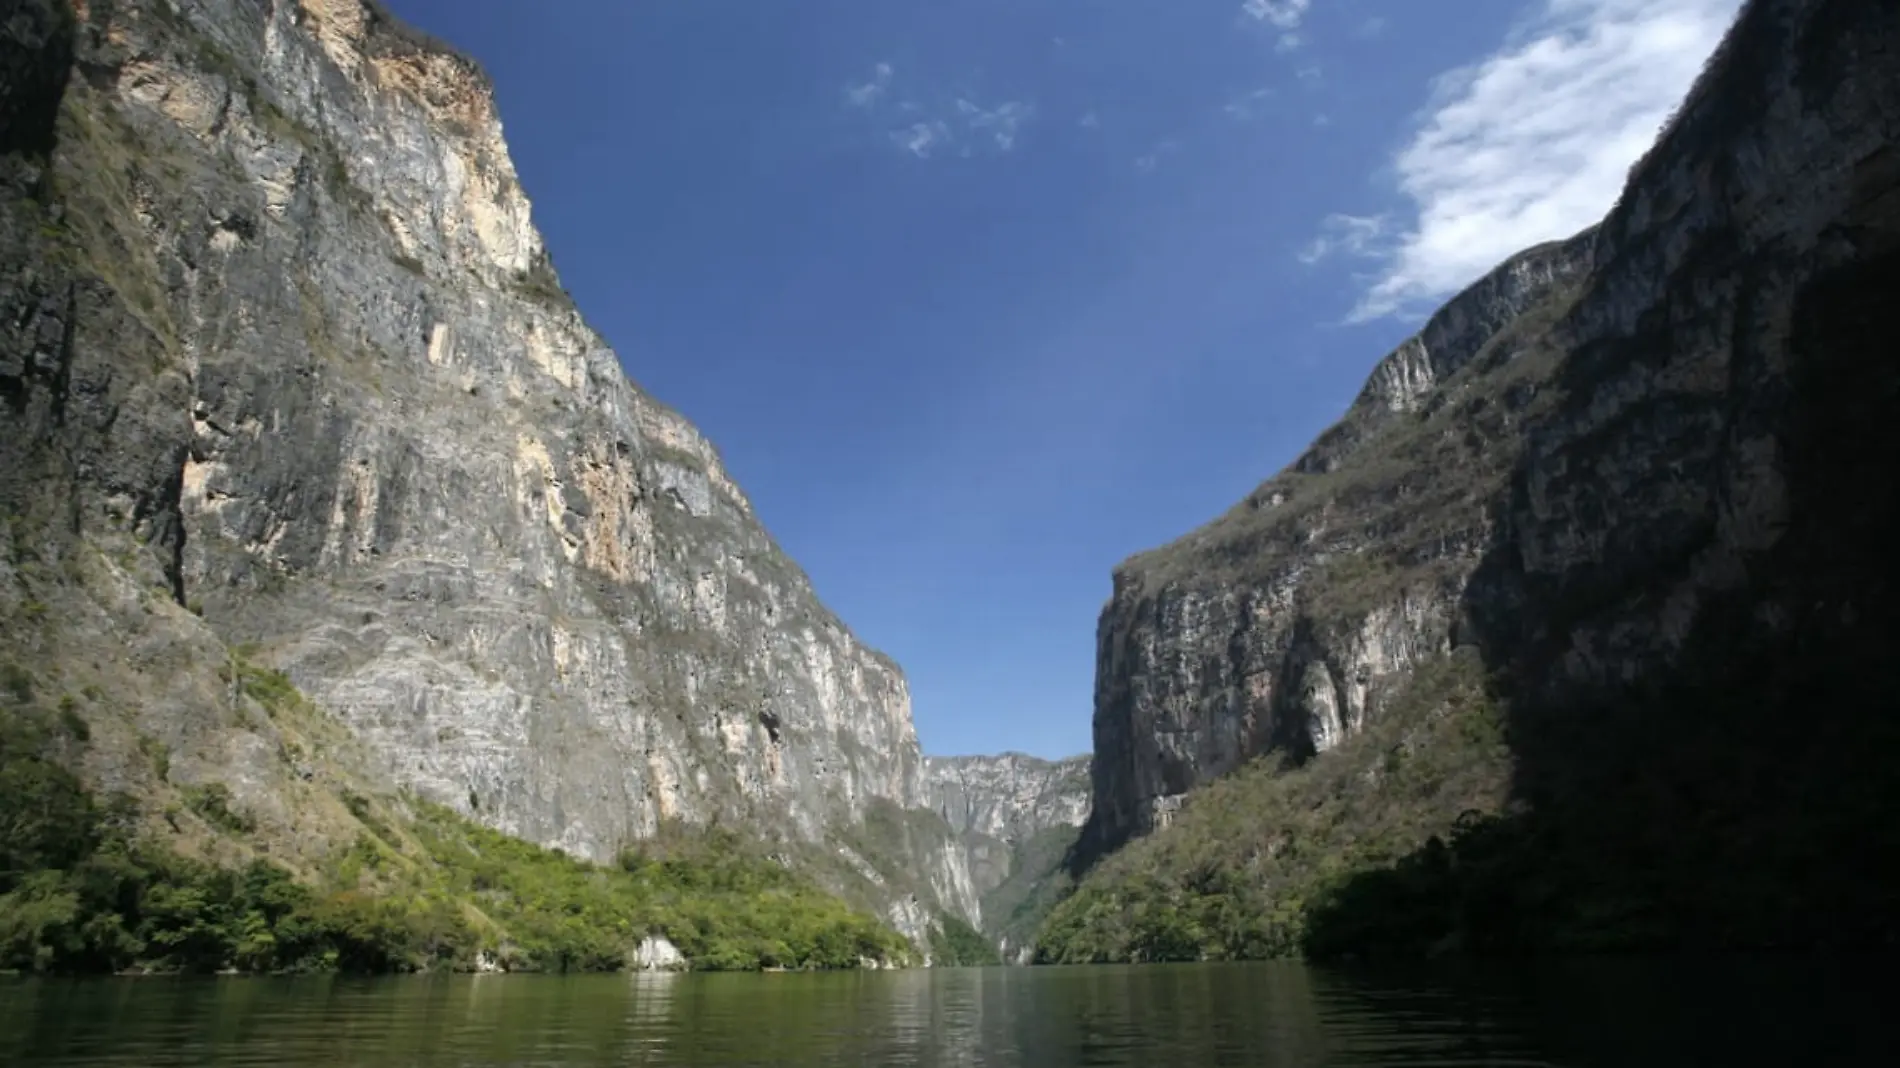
{"left": 386, "top": 0, "right": 1741, "bottom": 759}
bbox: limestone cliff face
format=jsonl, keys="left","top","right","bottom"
{"left": 1080, "top": 0, "right": 1900, "bottom": 863}
{"left": 924, "top": 753, "right": 1090, "bottom": 844}
{"left": 921, "top": 753, "right": 1088, "bottom": 943}
{"left": 0, "top": 0, "right": 972, "bottom": 936}
{"left": 1080, "top": 236, "right": 1596, "bottom": 856}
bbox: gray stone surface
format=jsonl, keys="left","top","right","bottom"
{"left": 921, "top": 753, "right": 1089, "bottom": 938}
{"left": 1080, "top": 234, "right": 1597, "bottom": 855}
{"left": 924, "top": 752, "right": 1088, "bottom": 844}
{"left": 0, "top": 0, "right": 976, "bottom": 939}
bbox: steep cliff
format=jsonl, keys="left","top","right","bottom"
{"left": 1078, "top": 234, "right": 1595, "bottom": 860}
{"left": 922, "top": 753, "right": 1089, "bottom": 950}
{"left": 1048, "top": 0, "right": 1900, "bottom": 960}
{"left": 924, "top": 753, "right": 1090, "bottom": 845}
{"left": 0, "top": 0, "right": 974, "bottom": 943}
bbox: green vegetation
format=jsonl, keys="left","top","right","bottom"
{"left": 1, "top": 661, "right": 33, "bottom": 704}
{"left": 1040, "top": 613, "right": 1900, "bottom": 964}
{"left": 0, "top": 699, "right": 913, "bottom": 976}
{"left": 982, "top": 824, "right": 1080, "bottom": 952}
{"left": 1303, "top": 643, "right": 1900, "bottom": 957}
{"left": 411, "top": 816, "right": 913, "bottom": 973}
{"left": 1292, "top": 244, "right": 1900, "bottom": 961}
{"left": 927, "top": 914, "right": 999, "bottom": 967}
{"left": 828, "top": 797, "right": 967, "bottom": 919}
{"left": 509, "top": 257, "right": 571, "bottom": 308}
{"left": 0, "top": 711, "right": 403, "bottom": 976}
{"left": 1127, "top": 278, "right": 1580, "bottom": 592}
{"left": 1034, "top": 650, "right": 1509, "bottom": 963}
{"left": 181, "top": 783, "right": 257, "bottom": 835}
{"left": 48, "top": 88, "right": 181, "bottom": 358}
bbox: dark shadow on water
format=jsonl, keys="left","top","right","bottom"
{"left": 1304, "top": 0, "right": 1900, "bottom": 961}
{"left": 1308, "top": 955, "right": 1900, "bottom": 1067}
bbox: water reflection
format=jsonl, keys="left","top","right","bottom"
{"left": 621, "top": 971, "right": 677, "bottom": 1063}
{"left": 0, "top": 957, "right": 1893, "bottom": 1067}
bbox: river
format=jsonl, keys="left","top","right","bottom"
{"left": 1, "top": 959, "right": 1889, "bottom": 1066}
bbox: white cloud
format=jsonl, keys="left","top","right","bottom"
{"left": 1242, "top": 0, "right": 1312, "bottom": 50}
{"left": 1299, "top": 213, "right": 1387, "bottom": 264}
{"left": 1305, "top": 0, "right": 1743, "bottom": 322}
{"left": 1223, "top": 86, "right": 1275, "bottom": 121}
{"left": 1241, "top": 0, "right": 1311, "bottom": 29}
{"left": 885, "top": 100, "right": 1030, "bottom": 158}
{"left": 892, "top": 119, "right": 952, "bottom": 158}
{"left": 844, "top": 63, "right": 1033, "bottom": 158}
{"left": 1238, "top": 0, "right": 1314, "bottom": 50}
{"left": 1078, "top": 111, "right": 1101, "bottom": 129}
{"left": 845, "top": 62, "right": 894, "bottom": 108}
{"left": 958, "top": 98, "right": 1034, "bottom": 151}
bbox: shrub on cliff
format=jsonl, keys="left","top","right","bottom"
{"left": 1033, "top": 651, "right": 1509, "bottom": 964}
{"left": 0, "top": 706, "right": 911, "bottom": 975}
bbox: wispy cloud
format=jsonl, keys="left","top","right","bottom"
{"left": 958, "top": 98, "right": 1033, "bottom": 151}
{"left": 1134, "top": 139, "right": 1181, "bottom": 173}
{"left": 1299, "top": 214, "right": 1386, "bottom": 264}
{"left": 845, "top": 62, "right": 894, "bottom": 108}
{"left": 1302, "top": 0, "right": 1743, "bottom": 322}
{"left": 1240, "top": 0, "right": 1311, "bottom": 29}
{"left": 891, "top": 120, "right": 953, "bottom": 158}
{"left": 845, "top": 62, "right": 1033, "bottom": 159}
{"left": 1222, "top": 87, "right": 1275, "bottom": 121}
{"left": 1241, "top": 0, "right": 1313, "bottom": 51}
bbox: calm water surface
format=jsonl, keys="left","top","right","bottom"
{"left": 1, "top": 959, "right": 1890, "bottom": 1067}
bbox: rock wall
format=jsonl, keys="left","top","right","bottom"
{"left": 1079, "top": 235, "right": 1595, "bottom": 857}
{"left": 1079, "top": 0, "right": 1900, "bottom": 865}
{"left": 919, "top": 753, "right": 1089, "bottom": 949}
{"left": 924, "top": 753, "right": 1090, "bottom": 844}
{"left": 0, "top": 0, "right": 972, "bottom": 936}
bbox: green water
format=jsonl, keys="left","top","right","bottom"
{"left": 0, "top": 960, "right": 1889, "bottom": 1066}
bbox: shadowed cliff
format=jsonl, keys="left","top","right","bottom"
{"left": 1307, "top": 0, "right": 1900, "bottom": 953}
{"left": 1042, "top": 0, "right": 1900, "bottom": 962}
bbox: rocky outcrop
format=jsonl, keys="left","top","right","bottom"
{"left": 924, "top": 753, "right": 1090, "bottom": 844}
{"left": 1078, "top": 234, "right": 1595, "bottom": 858}
{"left": 921, "top": 753, "right": 1089, "bottom": 943}
{"left": 1078, "top": 0, "right": 1900, "bottom": 883}
{"left": 0, "top": 0, "right": 970, "bottom": 939}
{"left": 632, "top": 935, "right": 687, "bottom": 972}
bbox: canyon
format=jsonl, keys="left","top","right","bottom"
{"left": 7, "top": 0, "right": 1892, "bottom": 971}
